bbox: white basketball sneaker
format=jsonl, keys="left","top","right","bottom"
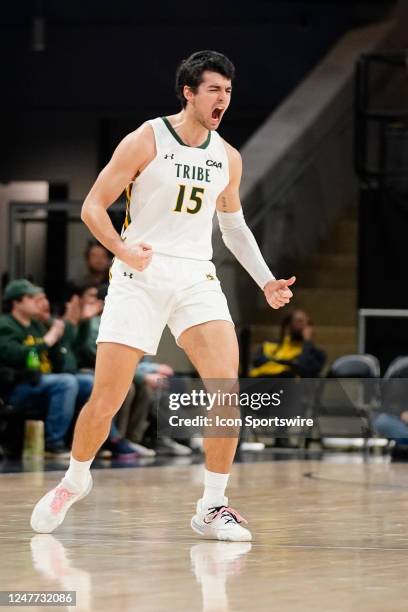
{"left": 191, "top": 497, "right": 252, "bottom": 542}
{"left": 30, "top": 476, "right": 93, "bottom": 534}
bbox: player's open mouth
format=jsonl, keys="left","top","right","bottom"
{"left": 211, "top": 107, "right": 223, "bottom": 121}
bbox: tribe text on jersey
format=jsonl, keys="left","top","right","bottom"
{"left": 121, "top": 117, "right": 230, "bottom": 261}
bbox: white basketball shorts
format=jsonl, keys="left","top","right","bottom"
{"left": 96, "top": 253, "right": 234, "bottom": 354}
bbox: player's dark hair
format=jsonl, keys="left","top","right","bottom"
{"left": 175, "top": 50, "right": 235, "bottom": 108}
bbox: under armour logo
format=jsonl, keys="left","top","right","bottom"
{"left": 206, "top": 273, "right": 215, "bottom": 281}
{"left": 123, "top": 271, "right": 133, "bottom": 279}
{"left": 164, "top": 154, "right": 174, "bottom": 160}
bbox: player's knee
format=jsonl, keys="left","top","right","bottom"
{"left": 86, "top": 393, "right": 120, "bottom": 421}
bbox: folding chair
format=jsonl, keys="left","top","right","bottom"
{"left": 313, "top": 354, "right": 380, "bottom": 453}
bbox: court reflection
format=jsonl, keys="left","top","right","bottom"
{"left": 190, "top": 542, "right": 252, "bottom": 612}
{"left": 30, "top": 534, "right": 92, "bottom": 611}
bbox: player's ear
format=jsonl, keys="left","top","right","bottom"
{"left": 183, "top": 85, "right": 194, "bottom": 104}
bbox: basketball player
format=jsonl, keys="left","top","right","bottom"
{"left": 31, "top": 50, "right": 295, "bottom": 541}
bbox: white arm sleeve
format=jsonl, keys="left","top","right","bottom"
{"left": 217, "top": 209, "right": 275, "bottom": 289}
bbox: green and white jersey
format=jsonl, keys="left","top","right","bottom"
{"left": 122, "top": 116, "right": 230, "bottom": 261}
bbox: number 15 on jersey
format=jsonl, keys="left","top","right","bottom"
{"left": 174, "top": 185, "right": 205, "bottom": 214}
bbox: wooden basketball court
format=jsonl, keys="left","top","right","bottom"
{"left": 0, "top": 458, "right": 406, "bottom": 611}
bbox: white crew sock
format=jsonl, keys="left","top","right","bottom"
{"left": 202, "top": 469, "right": 230, "bottom": 509}
{"left": 62, "top": 454, "right": 94, "bottom": 492}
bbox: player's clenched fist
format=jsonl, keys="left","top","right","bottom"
{"left": 264, "top": 276, "right": 296, "bottom": 309}
{"left": 120, "top": 242, "right": 153, "bottom": 271}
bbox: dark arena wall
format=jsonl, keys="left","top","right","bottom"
{"left": 0, "top": 0, "right": 395, "bottom": 197}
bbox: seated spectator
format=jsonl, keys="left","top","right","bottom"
{"left": 75, "top": 241, "right": 112, "bottom": 289}
{"left": 250, "top": 309, "right": 326, "bottom": 378}
{"left": 0, "top": 279, "right": 74, "bottom": 457}
{"left": 248, "top": 309, "right": 325, "bottom": 449}
{"left": 33, "top": 286, "right": 139, "bottom": 459}
{"left": 373, "top": 377, "right": 408, "bottom": 458}
{"left": 135, "top": 360, "right": 192, "bottom": 456}
{"left": 33, "top": 289, "right": 95, "bottom": 415}
{"left": 374, "top": 412, "right": 408, "bottom": 444}
{"left": 73, "top": 284, "right": 105, "bottom": 370}
{"left": 75, "top": 283, "right": 191, "bottom": 456}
